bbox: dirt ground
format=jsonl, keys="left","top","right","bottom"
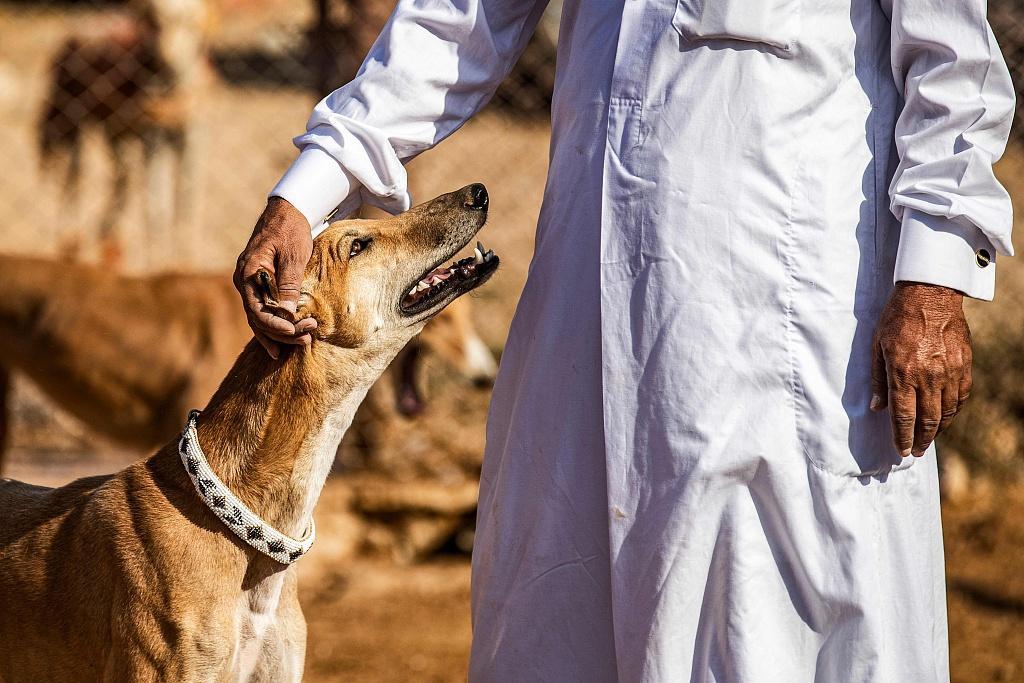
{"left": 7, "top": 448, "right": 1024, "bottom": 682}
{"left": 296, "top": 484, "right": 1024, "bottom": 683}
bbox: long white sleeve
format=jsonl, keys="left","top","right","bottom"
{"left": 884, "top": 0, "right": 1016, "bottom": 300}
{"left": 270, "top": 0, "right": 550, "bottom": 228}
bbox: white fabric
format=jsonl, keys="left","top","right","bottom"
{"left": 271, "top": 0, "right": 1015, "bottom": 679}
{"left": 895, "top": 208, "right": 998, "bottom": 300}
{"left": 271, "top": 146, "right": 357, "bottom": 229}
{"left": 178, "top": 411, "right": 315, "bottom": 564}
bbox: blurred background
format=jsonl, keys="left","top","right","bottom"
{"left": 0, "top": 0, "right": 1022, "bottom": 680}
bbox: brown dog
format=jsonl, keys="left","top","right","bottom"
{"left": 0, "top": 255, "right": 496, "bottom": 475}
{"left": 0, "top": 185, "right": 498, "bottom": 680}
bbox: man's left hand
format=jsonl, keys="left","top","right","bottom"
{"left": 870, "top": 282, "right": 972, "bottom": 457}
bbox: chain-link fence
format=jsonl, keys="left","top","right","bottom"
{"left": 1, "top": 0, "right": 1024, "bottom": 485}
{"left": 0, "top": 0, "right": 557, "bottom": 270}
{"left": 0, "top": 0, "right": 556, "bottom": 549}
{"left": 992, "top": 0, "right": 1024, "bottom": 141}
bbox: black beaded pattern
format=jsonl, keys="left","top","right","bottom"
{"left": 177, "top": 410, "right": 315, "bottom": 565}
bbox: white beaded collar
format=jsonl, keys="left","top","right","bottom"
{"left": 178, "top": 410, "right": 315, "bottom": 564}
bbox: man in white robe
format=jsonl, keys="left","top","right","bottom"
{"left": 234, "top": 1, "right": 1015, "bottom": 679}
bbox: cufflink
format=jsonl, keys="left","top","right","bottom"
{"left": 976, "top": 249, "right": 992, "bottom": 268}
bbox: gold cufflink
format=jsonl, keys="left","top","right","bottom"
{"left": 976, "top": 249, "right": 991, "bottom": 268}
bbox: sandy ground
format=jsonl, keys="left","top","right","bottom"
{"left": 295, "top": 484, "right": 1024, "bottom": 683}
{"left": 7, "top": 446, "right": 1024, "bottom": 682}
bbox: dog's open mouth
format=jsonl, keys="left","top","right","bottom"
{"left": 400, "top": 242, "right": 499, "bottom": 316}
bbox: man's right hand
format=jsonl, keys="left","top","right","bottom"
{"left": 234, "top": 197, "right": 318, "bottom": 359}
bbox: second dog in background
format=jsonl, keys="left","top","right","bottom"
{"left": 0, "top": 253, "right": 497, "bottom": 475}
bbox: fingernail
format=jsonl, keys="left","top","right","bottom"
{"left": 281, "top": 300, "right": 297, "bottom": 313}
{"left": 899, "top": 448, "right": 912, "bottom": 457}
{"left": 870, "top": 395, "right": 882, "bottom": 410}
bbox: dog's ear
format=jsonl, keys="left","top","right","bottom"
{"left": 295, "top": 249, "right": 324, "bottom": 324}
{"left": 252, "top": 269, "right": 297, "bottom": 323}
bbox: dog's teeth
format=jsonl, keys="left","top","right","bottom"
{"left": 408, "top": 286, "right": 417, "bottom": 296}
{"left": 416, "top": 281, "right": 430, "bottom": 292}
{"left": 474, "top": 247, "right": 484, "bottom": 264}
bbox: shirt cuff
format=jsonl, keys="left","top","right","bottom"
{"left": 269, "top": 146, "right": 358, "bottom": 229}
{"left": 893, "top": 208, "right": 997, "bottom": 301}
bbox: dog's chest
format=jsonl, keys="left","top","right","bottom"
{"left": 232, "top": 573, "right": 295, "bottom": 680}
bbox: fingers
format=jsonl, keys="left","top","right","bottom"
{"left": 254, "top": 332, "right": 281, "bottom": 361}
{"left": 938, "top": 386, "right": 959, "bottom": 435}
{"left": 295, "top": 317, "right": 318, "bottom": 336}
{"left": 912, "top": 388, "right": 941, "bottom": 457}
{"left": 236, "top": 256, "right": 316, "bottom": 357}
{"left": 887, "top": 364, "right": 967, "bottom": 458}
{"left": 274, "top": 248, "right": 308, "bottom": 315}
{"left": 250, "top": 317, "right": 312, "bottom": 346}
{"left": 888, "top": 384, "right": 916, "bottom": 458}
{"left": 870, "top": 339, "right": 888, "bottom": 411}
{"left": 234, "top": 202, "right": 317, "bottom": 359}
{"left": 242, "top": 279, "right": 296, "bottom": 334}
{"left": 936, "top": 346, "right": 973, "bottom": 436}
{"left": 959, "top": 346, "right": 973, "bottom": 410}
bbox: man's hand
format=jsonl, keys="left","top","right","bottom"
{"left": 871, "top": 282, "right": 972, "bottom": 457}
{"left": 234, "top": 197, "right": 318, "bottom": 358}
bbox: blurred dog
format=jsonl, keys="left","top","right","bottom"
{"left": 0, "top": 253, "right": 496, "bottom": 475}
{"left": 0, "top": 185, "right": 498, "bottom": 680}
{"left": 38, "top": 0, "right": 212, "bottom": 265}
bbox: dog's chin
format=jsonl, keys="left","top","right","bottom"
{"left": 398, "top": 247, "right": 499, "bottom": 319}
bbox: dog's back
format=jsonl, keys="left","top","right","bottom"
{"left": 0, "top": 446, "right": 269, "bottom": 681}
{"left": 0, "top": 472, "right": 117, "bottom": 679}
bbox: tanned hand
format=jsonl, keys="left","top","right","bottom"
{"left": 234, "top": 197, "right": 318, "bottom": 358}
{"left": 870, "top": 282, "right": 972, "bottom": 457}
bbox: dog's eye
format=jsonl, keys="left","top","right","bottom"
{"left": 349, "top": 238, "right": 371, "bottom": 259}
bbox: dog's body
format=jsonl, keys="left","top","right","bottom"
{"left": 0, "top": 448, "right": 307, "bottom": 680}
{"left": 0, "top": 256, "right": 246, "bottom": 455}
{"left": 0, "top": 254, "right": 496, "bottom": 474}
{"left": 0, "top": 185, "right": 497, "bottom": 680}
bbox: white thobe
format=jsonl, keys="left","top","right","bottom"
{"left": 271, "top": 1, "right": 1015, "bottom": 680}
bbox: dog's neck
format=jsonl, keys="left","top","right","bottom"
{"left": 191, "top": 336, "right": 401, "bottom": 538}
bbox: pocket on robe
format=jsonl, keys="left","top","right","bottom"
{"left": 671, "top": 0, "right": 802, "bottom": 53}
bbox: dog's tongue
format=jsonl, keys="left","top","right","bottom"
{"left": 426, "top": 266, "right": 453, "bottom": 282}
{"left": 408, "top": 267, "right": 453, "bottom": 299}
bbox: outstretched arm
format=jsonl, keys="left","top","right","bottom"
{"left": 237, "top": 0, "right": 550, "bottom": 356}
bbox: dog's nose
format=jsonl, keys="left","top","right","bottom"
{"left": 465, "top": 183, "right": 488, "bottom": 210}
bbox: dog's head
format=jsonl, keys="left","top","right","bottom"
{"left": 257, "top": 184, "right": 498, "bottom": 352}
